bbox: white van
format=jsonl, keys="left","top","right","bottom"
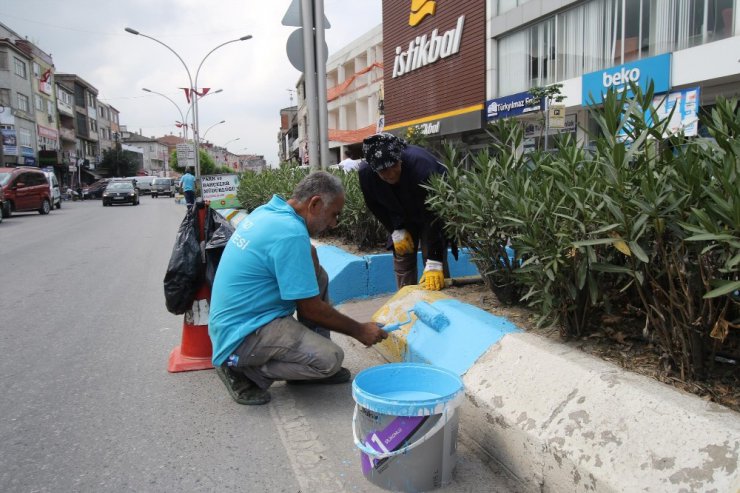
{"left": 42, "top": 171, "right": 61, "bottom": 209}
{"left": 126, "top": 176, "right": 156, "bottom": 195}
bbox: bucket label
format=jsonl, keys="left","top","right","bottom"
{"left": 361, "top": 415, "right": 428, "bottom": 474}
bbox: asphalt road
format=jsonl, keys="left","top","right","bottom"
{"left": 0, "top": 196, "right": 520, "bottom": 492}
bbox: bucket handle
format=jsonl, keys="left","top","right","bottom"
{"left": 352, "top": 405, "right": 448, "bottom": 460}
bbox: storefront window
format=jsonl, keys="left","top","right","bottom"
{"left": 497, "top": 0, "right": 736, "bottom": 96}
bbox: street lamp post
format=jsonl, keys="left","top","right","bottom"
{"left": 141, "top": 88, "right": 187, "bottom": 140}
{"left": 125, "top": 27, "right": 252, "bottom": 198}
{"left": 201, "top": 120, "right": 226, "bottom": 142}
{"left": 223, "top": 137, "right": 240, "bottom": 148}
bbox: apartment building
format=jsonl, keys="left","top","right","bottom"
{"left": 0, "top": 37, "right": 37, "bottom": 166}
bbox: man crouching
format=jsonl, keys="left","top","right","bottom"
{"left": 208, "top": 171, "right": 388, "bottom": 405}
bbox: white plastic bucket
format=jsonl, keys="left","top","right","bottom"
{"left": 352, "top": 363, "right": 464, "bottom": 492}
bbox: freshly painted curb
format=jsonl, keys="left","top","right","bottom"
{"left": 371, "top": 286, "right": 520, "bottom": 376}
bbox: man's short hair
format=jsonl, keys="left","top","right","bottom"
{"left": 292, "top": 171, "right": 343, "bottom": 206}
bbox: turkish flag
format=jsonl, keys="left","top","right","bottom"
{"left": 40, "top": 68, "right": 52, "bottom": 83}
{"left": 181, "top": 88, "right": 191, "bottom": 104}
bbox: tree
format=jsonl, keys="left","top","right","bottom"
{"left": 169, "top": 148, "right": 217, "bottom": 175}
{"left": 98, "top": 148, "right": 139, "bottom": 177}
{"left": 528, "top": 84, "right": 565, "bottom": 150}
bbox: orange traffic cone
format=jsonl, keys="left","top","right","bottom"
{"left": 168, "top": 202, "right": 214, "bottom": 373}
{"left": 167, "top": 282, "right": 214, "bottom": 372}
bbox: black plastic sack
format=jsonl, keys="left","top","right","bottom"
{"left": 204, "top": 207, "right": 235, "bottom": 287}
{"left": 163, "top": 209, "right": 203, "bottom": 315}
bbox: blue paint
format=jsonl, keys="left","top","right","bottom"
{"left": 352, "top": 363, "right": 464, "bottom": 416}
{"left": 582, "top": 53, "right": 671, "bottom": 105}
{"left": 402, "top": 299, "right": 521, "bottom": 375}
{"left": 316, "top": 245, "right": 368, "bottom": 304}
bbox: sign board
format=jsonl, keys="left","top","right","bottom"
{"left": 618, "top": 87, "right": 701, "bottom": 141}
{"left": 176, "top": 143, "right": 195, "bottom": 168}
{"left": 523, "top": 114, "right": 577, "bottom": 138}
{"left": 582, "top": 53, "right": 671, "bottom": 106}
{"left": 549, "top": 104, "right": 566, "bottom": 129}
{"left": 485, "top": 91, "right": 543, "bottom": 120}
{"left": 201, "top": 174, "right": 240, "bottom": 209}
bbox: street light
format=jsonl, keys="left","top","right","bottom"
{"left": 223, "top": 137, "right": 240, "bottom": 148}
{"left": 141, "top": 88, "right": 187, "bottom": 139}
{"left": 125, "top": 27, "right": 252, "bottom": 197}
{"left": 201, "top": 120, "right": 226, "bottom": 142}
{"left": 183, "top": 88, "right": 222, "bottom": 132}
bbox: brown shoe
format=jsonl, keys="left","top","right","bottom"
{"left": 215, "top": 367, "right": 271, "bottom": 405}
{"left": 287, "top": 367, "right": 351, "bottom": 385}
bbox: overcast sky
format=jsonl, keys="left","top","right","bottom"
{"left": 2, "top": 0, "right": 382, "bottom": 166}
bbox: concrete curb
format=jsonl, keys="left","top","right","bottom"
{"left": 463, "top": 333, "right": 740, "bottom": 492}
{"left": 217, "top": 209, "right": 740, "bottom": 491}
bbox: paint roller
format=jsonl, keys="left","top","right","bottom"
{"left": 381, "top": 301, "right": 450, "bottom": 333}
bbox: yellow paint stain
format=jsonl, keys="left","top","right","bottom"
{"left": 372, "top": 285, "right": 451, "bottom": 362}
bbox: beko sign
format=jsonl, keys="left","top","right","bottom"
{"left": 392, "top": 15, "right": 465, "bottom": 78}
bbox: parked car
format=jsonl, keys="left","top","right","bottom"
{"left": 151, "top": 177, "right": 175, "bottom": 198}
{"left": 42, "top": 171, "right": 61, "bottom": 209}
{"left": 102, "top": 180, "right": 139, "bottom": 206}
{"left": 0, "top": 166, "right": 52, "bottom": 217}
{"left": 82, "top": 179, "right": 110, "bottom": 199}
{"left": 126, "top": 175, "right": 156, "bottom": 195}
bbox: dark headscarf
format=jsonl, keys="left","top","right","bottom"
{"left": 362, "top": 133, "right": 407, "bottom": 172}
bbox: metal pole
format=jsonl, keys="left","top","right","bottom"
{"left": 314, "top": 0, "right": 329, "bottom": 170}
{"left": 300, "top": 0, "right": 320, "bottom": 171}
{"left": 142, "top": 88, "right": 187, "bottom": 140}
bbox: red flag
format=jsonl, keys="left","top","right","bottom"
{"left": 40, "top": 68, "right": 52, "bottom": 83}
{"left": 175, "top": 121, "right": 183, "bottom": 128}
{"left": 193, "top": 88, "right": 210, "bottom": 97}
{"left": 181, "top": 88, "right": 191, "bottom": 104}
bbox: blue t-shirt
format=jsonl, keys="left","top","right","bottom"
{"left": 208, "top": 195, "right": 319, "bottom": 366}
{"left": 179, "top": 173, "right": 195, "bottom": 192}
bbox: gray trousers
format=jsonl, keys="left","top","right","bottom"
{"left": 229, "top": 267, "right": 343, "bottom": 390}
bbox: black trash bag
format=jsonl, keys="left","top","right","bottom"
{"left": 204, "top": 207, "right": 235, "bottom": 287}
{"left": 163, "top": 209, "right": 203, "bottom": 315}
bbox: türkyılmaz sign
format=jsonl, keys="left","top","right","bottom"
{"left": 392, "top": 15, "right": 465, "bottom": 78}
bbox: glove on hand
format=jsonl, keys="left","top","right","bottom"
{"left": 391, "top": 229, "right": 415, "bottom": 255}
{"left": 419, "top": 260, "right": 444, "bottom": 291}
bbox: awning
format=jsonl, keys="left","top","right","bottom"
{"left": 328, "top": 124, "right": 376, "bottom": 144}
{"left": 81, "top": 168, "right": 103, "bottom": 180}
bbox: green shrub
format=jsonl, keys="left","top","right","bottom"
{"left": 426, "top": 85, "right": 738, "bottom": 379}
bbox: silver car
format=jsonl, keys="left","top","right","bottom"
{"left": 151, "top": 177, "right": 175, "bottom": 198}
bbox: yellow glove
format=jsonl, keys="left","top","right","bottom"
{"left": 391, "top": 229, "right": 415, "bottom": 255}
{"left": 419, "top": 260, "right": 445, "bottom": 291}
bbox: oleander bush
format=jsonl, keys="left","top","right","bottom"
{"left": 236, "top": 165, "right": 386, "bottom": 249}
{"left": 426, "top": 85, "right": 739, "bottom": 379}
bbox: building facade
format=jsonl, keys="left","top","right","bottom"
{"left": 122, "top": 131, "right": 168, "bottom": 175}
{"left": 0, "top": 37, "right": 38, "bottom": 167}
{"left": 382, "top": 0, "right": 487, "bottom": 150}
{"left": 486, "top": 0, "right": 740, "bottom": 151}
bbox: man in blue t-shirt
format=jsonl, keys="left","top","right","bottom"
{"left": 179, "top": 168, "right": 196, "bottom": 208}
{"left": 209, "top": 171, "right": 388, "bottom": 405}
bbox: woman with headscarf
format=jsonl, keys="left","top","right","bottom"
{"left": 359, "top": 132, "right": 454, "bottom": 291}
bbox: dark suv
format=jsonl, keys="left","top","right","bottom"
{"left": 0, "top": 167, "right": 53, "bottom": 217}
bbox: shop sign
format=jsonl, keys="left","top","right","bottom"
{"left": 392, "top": 15, "right": 465, "bottom": 78}
{"left": 619, "top": 86, "right": 700, "bottom": 141}
{"left": 37, "top": 124, "right": 58, "bottom": 140}
{"left": 24, "top": 157, "right": 37, "bottom": 166}
{"left": 201, "top": 174, "right": 240, "bottom": 209}
{"left": 413, "top": 121, "right": 441, "bottom": 136}
{"left": 2, "top": 128, "right": 17, "bottom": 155}
{"left": 485, "top": 91, "right": 543, "bottom": 120}
{"left": 582, "top": 53, "right": 671, "bottom": 105}
{"left": 523, "top": 114, "right": 577, "bottom": 138}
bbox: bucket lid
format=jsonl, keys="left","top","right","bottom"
{"left": 352, "top": 363, "right": 464, "bottom": 416}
